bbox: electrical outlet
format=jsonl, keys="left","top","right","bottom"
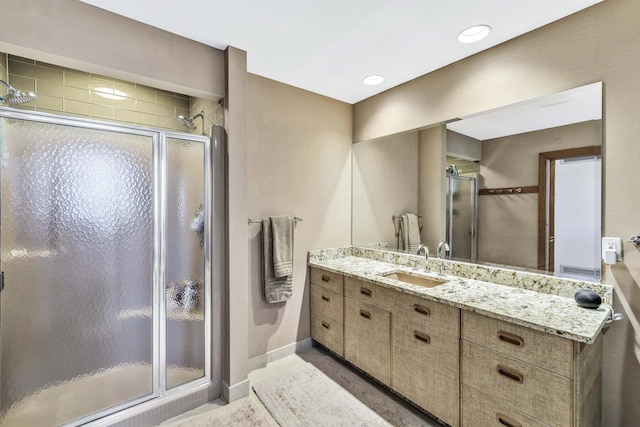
{"left": 602, "top": 237, "right": 622, "bottom": 262}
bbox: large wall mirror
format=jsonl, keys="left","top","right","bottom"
{"left": 352, "top": 82, "right": 602, "bottom": 282}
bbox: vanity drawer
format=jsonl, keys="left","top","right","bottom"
{"left": 344, "top": 297, "right": 391, "bottom": 385}
{"left": 462, "top": 310, "right": 573, "bottom": 378}
{"left": 393, "top": 291, "right": 460, "bottom": 337}
{"left": 344, "top": 277, "right": 394, "bottom": 311}
{"left": 310, "top": 267, "right": 344, "bottom": 295}
{"left": 462, "top": 385, "right": 547, "bottom": 427}
{"left": 392, "top": 310, "right": 459, "bottom": 369}
{"left": 462, "top": 340, "right": 572, "bottom": 427}
{"left": 311, "top": 314, "right": 343, "bottom": 356}
{"left": 310, "top": 283, "right": 343, "bottom": 323}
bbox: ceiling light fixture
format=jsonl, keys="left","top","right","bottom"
{"left": 362, "top": 75, "right": 384, "bottom": 86}
{"left": 457, "top": 24, "right": 492, "bottom": 44}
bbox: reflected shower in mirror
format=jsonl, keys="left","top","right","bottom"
{"left": 352, "top": 82, "right": 602, "bottom": 282}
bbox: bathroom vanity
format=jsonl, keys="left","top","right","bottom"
{"left": 308, "top": 247, "right": 612, "bottom": 427}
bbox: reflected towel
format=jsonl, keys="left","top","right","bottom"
{"left": 271, "top": 216, "right": 294, "bottom": 278}
{"left": 401, "top": 213, "right": 421, "bottom": 253}
{"left": 262, "top": 219, "right": 293, "bottom": 303}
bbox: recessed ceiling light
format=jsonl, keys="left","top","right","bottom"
{"left": 363, "top": 75, "right": 384, "bottom": 86}
{"left": 457, "top": 25, "right": 492, "bottom": 44}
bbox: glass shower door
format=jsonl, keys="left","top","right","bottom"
{"left": 0, "top": 117, "right": 157, "bottom": 426}
{"left": 447, "top": 175, "right": 477, "bottom": 261}
{"left": 164, "top": 136, "right": 207, "bottom": 389}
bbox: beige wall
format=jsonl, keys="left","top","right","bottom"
{"left": 352, "top": 132, "right": 419, "bottom": 249}
{"left": 478, "top": 121, "right": 601, "bottom": 269}
{"left": 246, "top": 73, "right": 352, "bottom": 359}
{"left": 419, "top": 125, "right": 447, "bottom": 251}
{"left": 354, "top": 0, "right": 640, "bottom": 423}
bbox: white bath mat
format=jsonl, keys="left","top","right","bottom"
{"left": 253, "top": 362, "right": 392, "bottom": 427}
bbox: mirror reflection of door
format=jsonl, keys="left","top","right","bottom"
{"left": 539, "top": 147, "right": 602, "bottom": 280}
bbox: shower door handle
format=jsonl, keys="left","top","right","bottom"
{"left": 1, "top": 271, "right": 4, "bottom": 291}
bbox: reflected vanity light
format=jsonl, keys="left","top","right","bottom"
{"left": 457, "top": 24, "right": 492, "bottom": 43}
{"left": 93, "top": 87, "right": 128, "bottom": 100}
{"left": 363, "top": 75, "right": 385, "bottom": 86}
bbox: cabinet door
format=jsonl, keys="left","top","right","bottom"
{"left": 392, "top": 324, "right": 459, "bottom": 426}
{"left": 392, "top": 294, "right": 460, "bottom": 426}
{"left": 344, "top": 297, "right": 391, "bottom": 385}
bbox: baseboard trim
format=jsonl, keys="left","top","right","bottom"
{"left": 248, "top": 338, "right": 313, "bottom": 372}
{"left": 222, "top": 378, "right": 250, "bottom": 403}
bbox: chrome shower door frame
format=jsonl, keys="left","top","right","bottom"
{"left": 0, "top": 107, "right": 214, "bottom": 427}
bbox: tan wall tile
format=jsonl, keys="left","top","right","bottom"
{"left": 131, "top": 84, "right": 158, "bottom": 103}
{"left": 156, "top": 91, "right": 189, "bottom": 109}
{"left": 9, "top": 60, "right": 63, "bottom": 83}
{"left": 7, "top": 55, "right": 34, "bottom": 65}
{"left": 5, "top": 55, "right": 193, "bottom": 129}
{"left": 38, "top": 80, "right": 90, "bottom": 102}
{"left": 8, "top": 74, "right": 35, "bottom": 92}
{"left": 29, "top": 94, "right": 64, "bottom": 111}
{"left": 65, "top": 99, "right": 113, "bottom": 119}
{"left": 114, "top": 109, "right": 156, "bottom": 126}
{"left": 156, "top": 116, "right": 182, "bottom": 130}
{"left": 176, "top": 107, "right": 190, "bottom": 120}
{"left": 137, "top": 100, "right": 174, "bottom": 117}
{"left": 90, "top": 92, "right": 136, "bottom": 110}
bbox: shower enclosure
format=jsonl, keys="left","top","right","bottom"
{"left": 0, "top": 108, "right": 216, "bottom": 426}
{"left": 446, "top": 174, "right": 477, "bottom": 261}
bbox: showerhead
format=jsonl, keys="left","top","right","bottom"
{"left": 178, "top": 115, "right": 198, "bottom": 131}
{"left": 177, "top": 111, "right": 204, "bottom": 132}
{"left": 0, "top": 80, "right": 37, "bottom": 105}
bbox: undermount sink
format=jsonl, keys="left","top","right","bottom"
{"left": 381, "top": 272, "right": 448, "bottom": 288}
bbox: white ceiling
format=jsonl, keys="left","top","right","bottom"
{"left": 446, "top": 82, "right": 602, "bottom": 140}
{"left": 80, "top": 0, "right": 602, "bottom": 104}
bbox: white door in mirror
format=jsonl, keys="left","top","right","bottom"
{"left": 602, "top": 237, "right": 622, "bottom": 264}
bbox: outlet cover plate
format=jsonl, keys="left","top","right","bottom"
{"left": 602, "top": 237, "right": 622, "bottom": 261}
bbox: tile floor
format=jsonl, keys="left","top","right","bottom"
{"left": 160, "top": 345, "right": 442, "bottom": 426}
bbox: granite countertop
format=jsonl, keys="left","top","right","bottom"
{"left": 309, "top": 255, "right": 612, "bottom": 344}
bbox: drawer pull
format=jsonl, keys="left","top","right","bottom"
{"left": 321, "top": 274, "right": 331, "bottom": 282}
{"left": 321, "top": 295, "right": 331, "bottom": 302}
{"left": 413, "top": 304, "right": 430, "bottom": 316}
{"left": 497, "top": 365, "right": 524, "bottom": 384}
{"left": 413, "top": 331, "right": 431, "bottom": 344}
{"left": 497, "top": 331, "right": 524, "bottom": 347}
{"left": 496, "top": 413, "right": 522, "bottom": 427}
{"left": 360, "top": 310, "right": 371, "bottom": 319}
{"left": 322, "top": 321, "right": 330, "bottom": 330}
{"left": 360, "top": 287, "right": 372, "bottom": 297}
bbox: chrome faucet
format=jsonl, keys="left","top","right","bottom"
{"left": 416, "top": 244, "right": 429, "bottom": 270}
{"left": 437, "top": 241, "right": 450, "bottom": 259}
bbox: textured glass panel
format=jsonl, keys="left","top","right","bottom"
{"left": 0, "top": 118, "right": 154, "bottom": 426}
{"left": 165, "top": 137, "right": 205, "bottom": 389}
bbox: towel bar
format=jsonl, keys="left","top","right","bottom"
{"left": 248, "top": 217, "right": 303, "bottom": 225}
